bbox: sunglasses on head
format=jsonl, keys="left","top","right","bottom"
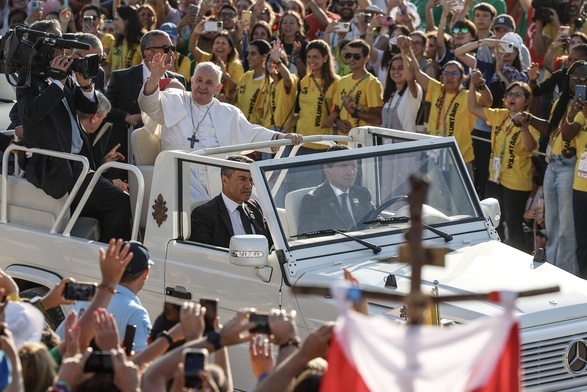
{"left": 147, "top": 45, "right": 176, "bottom": 53}
{"left": 452, "top": 27, "right": 470, "bottom": 35}
{"left": 344, "top": 52, "right": 363, "bottom": 60}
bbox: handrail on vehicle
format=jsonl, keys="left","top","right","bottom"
{"left": 1, "top": 144, "right": 90, "bottom": 234}
{"left": 1, "top": 144, "right": 145, "bottom": 241}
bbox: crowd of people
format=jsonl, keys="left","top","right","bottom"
{"left": 0, "top": 239, "right": 336, "bottom": 392}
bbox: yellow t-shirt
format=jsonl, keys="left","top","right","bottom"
{"left": 100, "top": 33, "right": 115, "bottom": 56}
{"left": 333, "top": 73, "right": 383, "bottom": 128}
{"left": 570, "top": 111, "right": 587, "bottom": 191}
{"left": 262, "top": 75, "right": 298, "bottom": 129}
{"left": 297, "top": 74, "right": 340, "bottom": 150}
{"left": 199, "top": 53, "right": 244, "bottom": 102}
{"left": 174, "top": 53, "right": 193, "bottom": 85}
{"left": 484, "top": 108, "right": 539, "bottom": 191}
{"left": 425, "top": 79, "right": 477, "bottom": 163}
{"left": 236, "top": 71, "right": 267, "bottom": 124}
{"left": 106, "top": 41, "right": 143, "bottom": 72}
{"left": 547, "top": 100, "right": 577, "bottom": 155}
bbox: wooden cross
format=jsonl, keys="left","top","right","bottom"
{"left": 187, "top": 134, "right": 199, "bottom": 148}
{"left": 399, "top": 174, "right": 446, "bottom": 325}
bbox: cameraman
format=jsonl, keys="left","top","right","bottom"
{"left": 533, "top": 0, "right": 587, "bottom": 56}
{"left": 16, "top": 20, "right": 132, "bottom": 242}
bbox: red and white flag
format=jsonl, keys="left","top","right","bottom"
{"left": 320, "top": 289, "right": 520, "bottom": 392}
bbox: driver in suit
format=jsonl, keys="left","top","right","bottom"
{"left": 298, "top": 145, "right": 374, "bottom": 234}
{"left": 189, "top": 155, "right": 272, "bottom": 248}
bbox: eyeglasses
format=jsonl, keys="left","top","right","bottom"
{"left": 505, "top": 92, "right": 525, "bottom": 98}
{"left": 411, "top": 41, "right": 424, "bottom": 46}
{"left": 147, "top": 45, "right": 177, "bottom": 53}
{"left": 452, "top": 27, "right": 470, "bottom": 35}
{"left": 219, "top": 12, "right": 236, "bottom": 18}
{"left": 338, "top": 1, "right": 356, "bottom": 6}
{"left": 442, "top": 70, "right": 461, "bottom": 78}
{"left": 570, "top": 74, "right": 587, "bottom": 83}
{"left": 344, "top": 52, "right": 363, "bottom": 60}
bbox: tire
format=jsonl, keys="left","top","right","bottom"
{"left": 20, "top": 287, "right": 65, "bottom": 330}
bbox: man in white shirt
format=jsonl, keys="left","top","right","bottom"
{"left": 139, "top": 59, "right": 303, "bottom": 200}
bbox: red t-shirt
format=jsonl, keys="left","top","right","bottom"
{"left": 304, "top": 11, "right": 339, "bottom": 41}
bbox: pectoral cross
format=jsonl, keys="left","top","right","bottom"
{"left": 187, "top": 134, "right": 199, "bottom": 148}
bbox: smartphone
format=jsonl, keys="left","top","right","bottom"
{"left": 560, "top": 25, "right": 570, "bottom": 37}
{"left": 378, "top": 15, "right": 394, "bottom": 26}
{"left": 64, "top": 282, "right": 97, "bottom": 301}
{"left": 32, "top": 0, "right": 42, "bottom": 9}
{"left": 242, "top": 10, "right": 252, "bottom": 23}
{"left": 499, "top": 41, "right": 514, "bottom": 53}
{"left": 189, "top": 4, "right": 200, "bottom": 15}
{"left": 250, "top": 311, "right": 271, "bottom": 334}
{"left": 575, "top": 85, "right": 587, "bottom": 100}
{"left": 204, "top": 21, "right": 223, "bottom": 32}
{"left": 83, "top": 16, "right": 93, "bottom": 30}
{"left": 390, "top": 36, "right": 398, "bottom": 46}
{"left": 451, "top": 0, "right": 465, "bottom": 11}
{"left": 63, "top": 0, "right": 68, "bottom": 8}
{"left": 184, "top": 348, "right": 208, "bottom": 389}
{"left": 83, "top": 351, "right": 114, "bottom": 373}
{"left": 122, "top": 324, "right": 136, "bottom": 356}
{"left": 200, "top": 298, "right": 218, "bottom": 335}
{"left": 333, "top": 22, "right": 350, "bottom": 33}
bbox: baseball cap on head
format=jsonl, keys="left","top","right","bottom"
{"left": 494, "top": 14, "right": 515, "bottom": 31}
{"left": 159, "top": 23, "right": 178, "bottom": 40}
{"left": 122, "top": 241, "right": 153, "bottom": 278}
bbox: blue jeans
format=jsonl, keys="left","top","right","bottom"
{"left": 544, "top": 154, "right": 577, "bottom": 275}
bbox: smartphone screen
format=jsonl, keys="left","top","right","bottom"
{"left": 250, "top": 312, "right": 271, "bottom": 334}
{"left": 575, "top": 85, "right": 586, "bottom": 100}
{"left": 184, "top": 349, "right": 207, "bottom": 389}
{"left": 83, "top": 352, "right": 114, "bottom": 373}
{"left": 64, "top": 282, "right": 97, "bottom": 301}
{"left": 123, "top": 324, "right": 136, "bottom": 356}
{"left": 200, "top": 298, "right": 218, "bottom": 335}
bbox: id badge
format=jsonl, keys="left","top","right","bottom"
{"left": 490, "top": 156, "right": 501, "bottom": 183}
{"left": 578, "top": 150, "right": 587, "bottom": 179}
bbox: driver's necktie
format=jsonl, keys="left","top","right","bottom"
{"left": 340, "top": 193, "right": 355, "bottom": 229}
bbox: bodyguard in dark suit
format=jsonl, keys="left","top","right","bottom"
{"left": 298, "top": 145, "right": 374, "bottom": 234}
{"left": 17, "top": 20, "right": 131, "bottom": 241}
{"left": 189, "top": 156, "right": 272, "bottom": 248}
{"left": 105, "top": 29, "right": 186, "bottom": 166}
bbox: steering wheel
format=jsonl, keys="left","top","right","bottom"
{"left": 360, "top": 195, "right": 409, "bottom": 224}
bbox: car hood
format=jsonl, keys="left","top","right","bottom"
{"left": 295, "top": 241, "right": 587, "bottom": 328}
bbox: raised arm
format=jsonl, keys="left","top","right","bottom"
{"left": 188, "top": 21, "right": 207, "bottom": 63}
{"left": 398, "top": 36, "right": 419, "bottom": 98}
{"left": 425, "top": 0, "right": 440, "bottom": 32}
{"left": 305, "top": 0, "right": 330, "bottom": 28}
{"left": 562, "top": 96, "right": 586, "bottom": 141}
{"left": 408, "top": 44, "right": 431, "bottom": 91}
{"left": 468, "top": 69, "right": 488, "bottom": 120}
{"left": 436, "top": 1, "right": 452, "bottom": 60}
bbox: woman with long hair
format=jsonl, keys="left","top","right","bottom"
{"left": 190, "top": 28, "right": 245, "bottom": 102}
{"left": 236, "top": 39, "right": 271, "bottom": 123}
{"left": 138, "top": 4, "right": 157, "bottom": 31}
{"left": 382, "top": 37, "right": 423, "bottom": 133}
{"left": 105, "top": 5, "right": 146, "bottom": 77}
{"left": 515, "top": 60, "right": 586, "bottom": 274}
{"left": 278, "top": 11, "right": 307, "bottom": 77}
{"left": 469, "top": 73, "right": 539, "bottom": 251}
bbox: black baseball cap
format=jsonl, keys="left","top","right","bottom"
{"left": 123, "top": 241, "right": 153, "bottom": 277}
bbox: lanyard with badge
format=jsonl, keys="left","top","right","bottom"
{"left": 429, "top": 89, "right": 460, "bottom": 171}
{"left": 489, "top": 115, "right": 516, "bottom": 184}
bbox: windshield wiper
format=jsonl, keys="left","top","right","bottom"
{"left": 294, "top": 228, "right": 382, "bottom": 254}
{"left": 332, "top": 229, "right": 382, "bottom": 254}
{"left": 365, "top": 217, "right": 453, "bottom": 243}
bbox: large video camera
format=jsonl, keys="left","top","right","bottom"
{"left": 0, "top": 26, "right": 100, "bottom": 86}
{"left": 531, "top": 0, "right": 571, "bottom": 24}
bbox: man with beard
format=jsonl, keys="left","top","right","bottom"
{"left": 324, "top": 0, "right": 363, "bottom": 48}
{"left": 534, "top": 0, "right": 587, "bottom": 56}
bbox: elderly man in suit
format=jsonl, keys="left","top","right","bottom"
{"left": 189, "top": 155, "right": 271, "bottom": 248}
{"left": 298, "top": 145, "right": 373, "bottom": 235}
{"left": 104, "top": 29, "right": 186, "bottom": 174}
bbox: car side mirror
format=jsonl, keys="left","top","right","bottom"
{"left": 480, "top": 198, "right": 501, "bottom": 228}
{"left": 229, "top": 235, "right": 269, "bottom": 268}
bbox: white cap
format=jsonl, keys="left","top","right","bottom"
{"left": 5, "top": 301, "right": 44, "bottom": 348}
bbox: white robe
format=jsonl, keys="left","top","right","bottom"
{"left": 138, "top": 86, "right": 277, "bottom": 200}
